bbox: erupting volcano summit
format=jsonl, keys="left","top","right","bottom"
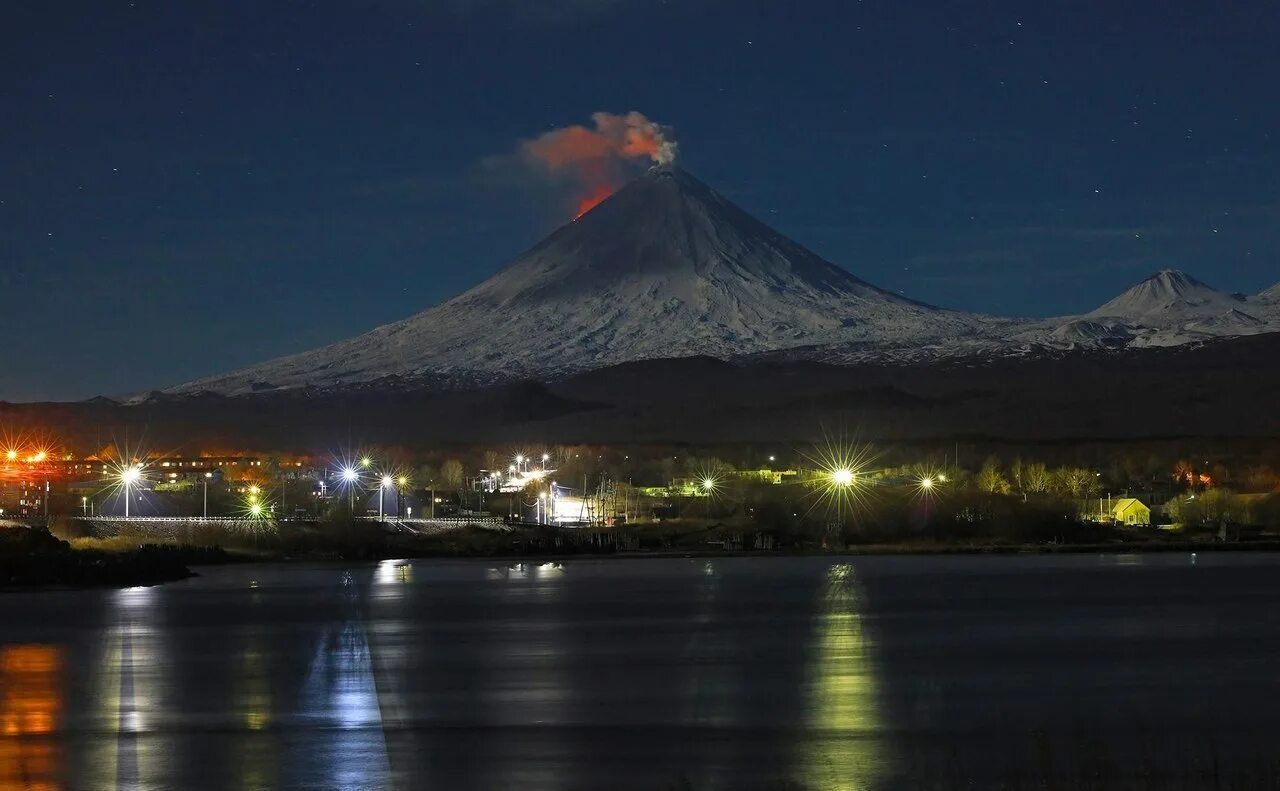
{"left": 167, "top": 167, "right": 991, "bottom": 397}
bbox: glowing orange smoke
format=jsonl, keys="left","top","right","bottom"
{"left": 520, "top": 111, "right": 677, "bottom": 220}
{"left": 574, "top": 184, "right": 614, "bottom": 219}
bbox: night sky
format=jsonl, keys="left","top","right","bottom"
{"left": 4, "top": 0, "right": 1278, "bottom": 401}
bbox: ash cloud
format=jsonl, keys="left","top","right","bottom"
{"left": 502, "top": 111, "right": 679, "bottom": 219}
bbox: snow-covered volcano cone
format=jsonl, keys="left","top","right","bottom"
{"left": 166, "top": 166, "right": 973, "bottom": 396}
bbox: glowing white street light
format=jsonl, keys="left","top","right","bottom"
{"left": 831, "top": 468, "right": 855, "bottom": 487}
{"left": 120, "top": 464, "right": 142, "bottom": 518}
{"left": 379, "top": 474, "right": 394, "bottom": 519}
{"left": 340, "top": 466, "right": 359, "bottom": 510}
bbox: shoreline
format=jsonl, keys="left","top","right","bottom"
{"left": 8, "top": 533, "right": 1279, "bottom": 593}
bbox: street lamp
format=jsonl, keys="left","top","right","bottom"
{"left": 203, "top": 472, "right": 212, "bottom": 518}
{"left": 341, "top": 466, "right": 359, "bottom": 510}
{"left": 120, "top": 464, "right": 142, "bottom": 518}
{"left": 831, "top": 468, "right": 855, "bottom": 487}
{"left": 379, "top": 475, "right": 393, "bottom": 519}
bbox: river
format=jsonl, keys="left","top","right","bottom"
{"left": 1, "top": 553, "right": 1278, "bottom": 789}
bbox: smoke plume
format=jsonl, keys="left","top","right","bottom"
{"left": 519, "top": 111, "right": 678, "bottom": 218}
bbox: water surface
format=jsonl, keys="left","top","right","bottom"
{"left": 1, "top": 553, "right": 1278, "bottom": 789}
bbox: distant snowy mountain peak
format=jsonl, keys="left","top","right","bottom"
{"left": 165, "top": 166, "right": 987, "bottom": 398}
{"left": 1257, "top": 282, "right": 1280, "bottom": 303}
{"left": 1086, "top": 269, "right": 1240, "bottom": 320}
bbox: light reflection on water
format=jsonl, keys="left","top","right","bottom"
{"left": 0, "top": 644, "right": 61, "bottom": 791}
{"left": 802, "top": 564, "right": 888, "bottom": 791}
{"left": 2, "top": 554, "right": 1280, "bottom": 789}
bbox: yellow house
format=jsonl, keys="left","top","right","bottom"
{"left": 1111, "top": 498, "right": 1151, "bottom": 526}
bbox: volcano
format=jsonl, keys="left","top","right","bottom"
{"left": 169, "top": 166, "right": 988, "bottom": 397}
{"left": 1086, "top": 269, "right": 1243, "bottom": 321}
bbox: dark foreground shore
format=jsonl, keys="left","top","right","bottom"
{"left": 1, "top": 526, "right": 237, "bottom": 589}
{"left": 6, "top": 519, "right": 1279, "bottom": 591}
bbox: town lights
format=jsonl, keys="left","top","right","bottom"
{"left": 4, "top": 449, "right": 16, "bottom": 462}
{"left": 803, "top": 434, "right": 879, "bottom": 522}
{"left": 359, "top": 457, "right": 371, "bottom": 468}
{"left": 341, "top": 467, "right": 358, "bottom": 483}
{"left": 249, "top": 502, "right": 263, "bottom": 518}
{"left": 701, "top": 477, "right": 717, "bottom": 493}
{"left": 920, "top": 477, "right": 934, "bottom": 490}
{"left": 397, "top": 475, "right": 407, "bottom": 487}
{"left": 380, "top": 475, "right": 393, "bottom": 488}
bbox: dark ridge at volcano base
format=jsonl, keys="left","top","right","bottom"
{"left": 9, "top": 333, "right": 1280, "bottom": 450}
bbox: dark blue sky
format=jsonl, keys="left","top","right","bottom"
{"left": 4, "top": 0, "right": 1278, "bottom": 400}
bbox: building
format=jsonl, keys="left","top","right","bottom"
{"left": 1111, "top": 498, "right": 1151, "bottom": 526}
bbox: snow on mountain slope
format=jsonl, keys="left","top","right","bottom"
{"left": 1184, "top": 308, "right": 1268, "bottom": 333}
{"left": 1086, "top": 269, "right": 1243, "bottom": 321}
{"left": 1047, "top": 319, "right": 1134, "bottom": 345}
{"left": 1031, "top": 269, "right": 1279, "bottom": 347}
{"left": 167, "top": 166, "right": 991, "bottom": 397}
{"left": 1255, "top": 282, "right": 1280, "bottom": 304}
